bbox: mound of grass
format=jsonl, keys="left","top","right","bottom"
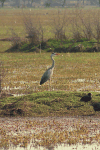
{"left": 5, "top": 38, "right": 98, "bottom": 53}
{"left": 0, "top": 91, "right": 100, "bottom": 117}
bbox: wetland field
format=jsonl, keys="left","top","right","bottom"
{"left": 1, "top": 52, "right": 100, "bottom": 94}
{"left": 1, "top": 45, "right": 100, "bottom": 150}
{"left": 1, "top": 7, "right": 100, "bottom": 150}
{"left": 1, "top": 116, "right": 100, "bottom": 150}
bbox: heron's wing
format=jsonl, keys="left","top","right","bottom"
{"left": 40, "top": 68, "right": 52, "bottom": 85}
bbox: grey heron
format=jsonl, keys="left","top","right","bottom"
{"left": 40, "top": 53, "right": 59, "bottom": 90}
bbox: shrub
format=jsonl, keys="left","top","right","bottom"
{"left": 24, "top": 17, "right": 39, "bottom": 45}
{"left": 10, "top": 28, "right": 22, "bottom": 49}
{"left": 52, "top": 10, "right": 68, "bottom": 41}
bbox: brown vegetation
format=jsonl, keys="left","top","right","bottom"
{"left": 0, "top": 8, "right": 100, "bottom": 51}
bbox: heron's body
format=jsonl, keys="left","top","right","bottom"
{"left": 40, "top": 67, "right": 53, "bottom": 85}
{"left": 40, "top": 53, "right": 58, "bottom": 88}
{"left": 80, "top": 93, "right": 92, "bottom": 103}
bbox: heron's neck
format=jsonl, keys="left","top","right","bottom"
{"left": 51, "top": 56, "right": 55, "bottom": 69}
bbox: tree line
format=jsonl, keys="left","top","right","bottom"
{"left": 0, "top": 0, "right": 100, "bottom": 8}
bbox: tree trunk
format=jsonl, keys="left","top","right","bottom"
{"left": 15, "top": 0, "right": 20, "bottom": 7}
{"left": 83, "top": 0, "right": 84, "bottom": 5}
{"left": 1, "top": 1, "right": 4, "bottom": 7}
{"left": 28, "top": 0, "right": 30, "bottom": 5}
{"left": 23, "top": 0, "right": 26, "bottom": 6}
{"left": 31, "top": 0, "right": 33, "bottom": 7}
{"left": 27, "top": 0, "right": 30, "bottom": 7}
{"left": 77, "top": 0, "right": 79, "bottom": 4}
{"left": 62, "top": 0, "right": 66, "bottom": 7}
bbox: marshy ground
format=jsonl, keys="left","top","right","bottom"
{"left": 0, "top": 91, "right": 100, "bottom": 150}
{"left": 1, "top": 52, "right": 100, "bottom": 94}
{"left": 1, "top": 51, "right": 100, "bottom": 150}
{"left": 0, "top": 116, "right": 100, "bottom": 150}
{"left": 1, "top": 52, "right": 100, "bottom": 150}
{"left": 1, "top": 8, "right": 100, "bottom": 150}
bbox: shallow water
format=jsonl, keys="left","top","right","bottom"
{"left": 5, "top": 143, "right": 100, "bottom": 150}
{"left": 1, "top": 116, "right": 100, "bottom": 150}
{"left": 2, "top": 77, "right": 100, "bottom": 95}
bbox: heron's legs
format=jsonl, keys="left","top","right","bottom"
{"left": 49, "top": 78, "right": 51, "bottom": 91}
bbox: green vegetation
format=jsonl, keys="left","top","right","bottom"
{"left": 0, "top": 91, "right": 100, "bottom": 117}
{"left": 1, "top": 8, "right": 100, "bottom": 150}
{"left": 0, "top": 8, "right": 100, "bottom": 116}
{"left": 1, "top": 90, "right": 100, "bottom": 149}
{"left": 6, "top": 38, "right": 96, "bottom": 53}
{"left": 0, "top": 8, "right": 100, "bottom": 52}
{"left": 0, "top": 51, "right": 100, "bottom": 118}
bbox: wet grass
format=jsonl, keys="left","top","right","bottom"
{"left": 1, "top": 52, "right": 100, "bottom": 149}
{"left": 6, "top": 38, "right": 96, "bottom": 53}
{"left": 1, "top": 52, "right": 100, "bottom": 94}
{"left": 0, "top": 116, "right": 100, "bottom": 150}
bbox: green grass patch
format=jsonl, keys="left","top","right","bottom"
{"left": 5, "top": 38, "right": 97, "bottom": 53}
{"left": 0, "top": 91, "right": 99, "bottom": 117}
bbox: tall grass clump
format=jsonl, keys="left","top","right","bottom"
{"left": 79, "top": 9, "right": 94, "bottom": 41}
{"left": 24, "top": 16, "right": 39, "bottom": 44}
{"left": 2, "top": 8, "right": 100, "bottom": 53}
{"left": 10, "top": 28, "right": 22, "bottom": 49}
{"left": 71, "top": 9, "right": 83, "bottom": 42}
{"left": 6, "top": 27, "right": 26, "bottom": 52}
{"left": 69, "top": 8, "right": 100, "bottom": 52}
{"left": 71, "top": 9, "right": 100, "bottom": 42}
{"left": 93, "top": 10, "right": 100, "bottom": 50}
{"left": 52, "top": 10, "right": 69, "bottom": 41}
{"left": 23, "top": 11, "right": 45, "bottom": 45}
{"left": 71, "top": 9, "right": 94, "bottom": 41}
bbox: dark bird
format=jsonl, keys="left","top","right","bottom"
{"left": 91, "top": 102, "right": 100, "bottom": 112}
{"left": 80, "top": 93, "right": 92, "bottom": 103}
{"left": 40, "top": 53, "right": 59, "bottom": 90}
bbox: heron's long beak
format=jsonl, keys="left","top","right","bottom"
{"left": 55, "top": 53, "right": 60, "bottom": 55}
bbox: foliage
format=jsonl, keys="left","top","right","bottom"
{"left": 45, "top": 2, "right": 51, "bottom": 7}
{"left": 0, "top": 0, "right": 6, "bottom": 7}
{"left": 0, "top": 8, "right": 100, "bottom": 52}
{"left": 0, "top": 91, "right": 99, "bottom": 117}
{"left": 5, "top": 38, "right": 98, "bottom": 53}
